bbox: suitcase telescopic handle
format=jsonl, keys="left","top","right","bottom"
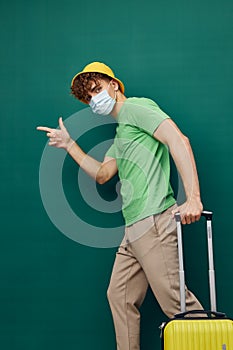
{"left": 174, "top": 310, "right": 225, "bottom": 319}
{"left": 201, "top": 211, "right": 213, "bottom": 220}
{"left": 174, "top": 210, "right": 217, "bottom": 314}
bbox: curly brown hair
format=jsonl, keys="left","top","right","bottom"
{"left": 71, "top": 72, "right": 111, "bottom": 103}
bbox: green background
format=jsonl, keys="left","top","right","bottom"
{"left": 0, "top": 0, "right": 232, "bottom": 349}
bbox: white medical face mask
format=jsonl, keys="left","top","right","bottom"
{"left": 90, "top": 84, "right": 116, "bottom": 116}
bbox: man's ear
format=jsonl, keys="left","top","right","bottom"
{"left": 110, "top": 79, "right": 119, "bottom": 91}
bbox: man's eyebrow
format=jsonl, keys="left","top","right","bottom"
{"left": 90, "top": 82, "right": 100, "bottom": 92}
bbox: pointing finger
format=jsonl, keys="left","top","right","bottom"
{"left": 37, "top": 126, "right": 53, "bottom": 133}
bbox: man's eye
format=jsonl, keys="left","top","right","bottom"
{"left": 95, "top": 87, "right": 101, "bottom": 93}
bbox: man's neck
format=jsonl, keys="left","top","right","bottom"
{"left": 111, "top": 93, "right": 127, "bottom": 118}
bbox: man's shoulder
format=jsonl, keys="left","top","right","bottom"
{"left": 127, "top": 97, "right": 159, "bottom": 108}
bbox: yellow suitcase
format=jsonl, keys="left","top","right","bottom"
{"left": 162, "top": 313, "right": 233, "bottom": 350}
{"left": 160, "top": 212, "right": 233, "bottom": 350}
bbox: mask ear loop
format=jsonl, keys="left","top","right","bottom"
{"left": 114, "top": 89, "right": 117, "bottom": 101}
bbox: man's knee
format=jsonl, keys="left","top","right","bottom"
{"left": 106, "top": 285, "right": 112, "bottom": 303}
{"left": 107, "top": 284, "right": 118, "bottom": 306}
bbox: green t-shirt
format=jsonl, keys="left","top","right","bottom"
{"left": 106, "top": 97, "right": 176, "bottom": 226}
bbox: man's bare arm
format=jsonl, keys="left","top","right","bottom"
{"left": 37, "top": 117, "right": 118, "bottom": 184}
{"left": 68, "top": 144, "right": 118, "bottom": 184}
{"left": 153, "top": 119, "right": 203, "bottom": 224}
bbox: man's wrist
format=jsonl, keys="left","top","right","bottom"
{"left": 186, "top": 192, "right": 201, "bottom": 202}
{"left": 187, "top": 197, "right": 201, "bottom": 203}
{"left": 65, "top": 138, "right": 75, "bottom": 152}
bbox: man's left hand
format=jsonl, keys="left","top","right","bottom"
{"left": 171, "top": 199, "right": 203, "bottom": 225}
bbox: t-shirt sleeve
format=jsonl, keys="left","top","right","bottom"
{"left": 105, "top": 143, "right": 116, "bottom": 159}
{"left": 128, "top": 98, "right": 171, "bottom": 136}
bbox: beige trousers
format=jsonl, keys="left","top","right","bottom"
{"left": 107, "top": 204, "right": 203, "bottom": 350}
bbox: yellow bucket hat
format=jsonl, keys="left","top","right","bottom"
{"left": 71, "top": 61, "right": 125, "bottom": 95}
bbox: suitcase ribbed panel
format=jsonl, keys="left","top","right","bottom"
{"left": 163, "top": 319, "right": 233, "bottom": 350}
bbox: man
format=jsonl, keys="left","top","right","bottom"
{"left": 37, "top": 62, "right": 203, "bottom": 350}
